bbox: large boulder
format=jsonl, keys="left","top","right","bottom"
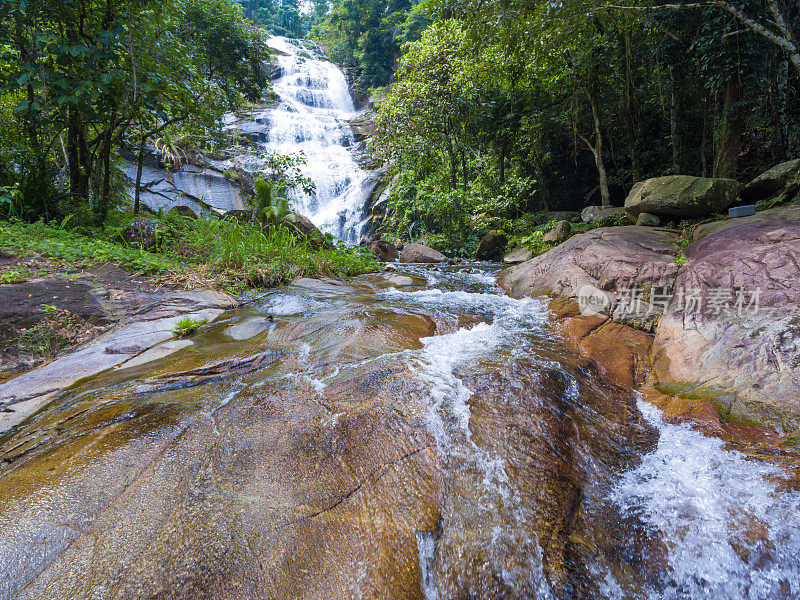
{"left": 500, "top": 226, "right": 679, "bottom": 331}
{"left": 503, "top": 246, "right": 533, "bottom": 265}
{"left": 740, "top": 158, "right": 800, "bottom": 204}
{"left": 168, "top": 205, "right": 198, "bottom": 219}
{"left": 475, "top": 230, "right": 508, "bottom": 260}
{"left": 347, "top": 109, "right": 376, "bottom": 141}
{"left": 369, "top": 240, "right": 399, "bottom": 262}
{"left": 122, "top": 217, "right": 164, "bottom": 250}
{"left": 580, "top": 205, "right": 626, "bottom": 226}
{"left": 651, "top": 206, "right": 800, "bottom": 430}
{"left": 282, "top": 212, "right": 332, "bottom": 249}
{"left": 399, "top": 243, "right": 447, "bottom": 263}
{"left": 542, "top": 220, "right": 571, "bottom": 244}
{"left": 625, "top": 175, "right": 739, "bottom": 220}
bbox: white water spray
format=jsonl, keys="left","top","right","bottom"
{"left": 263, "top": 37, "right": 372, "bottom": 242}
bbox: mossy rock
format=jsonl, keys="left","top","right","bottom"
{"left": 625, "top": 175, "right": 740, "bottom": 220}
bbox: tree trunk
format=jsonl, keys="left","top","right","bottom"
{"left": 624, "top": 29, "right": 641, "bottom": 182}
{"left": 135, "top": 136, "right": 146, "bottom": 214}
{"left": 777, "top": 57, "right": 791, "bottom": 157}
{"left": 66, "top": 108, "right": 91, "bottom": 200}
{"left": 669, "top": 65, "right": 680, "bottom": 174}
{"left": 499, "top": 144, "right": 506, "bottom": 184}
{"left": 588, "top": 91, "right": 611, "bottom": 206}
{"left": 713, "top": 75, "right": 742, "bottom": 179}
{"left": 446, "top": 136, "right": 457, "bottom": 190}
{"left": 461, "top": 148, "right": 468, "bottom": 192}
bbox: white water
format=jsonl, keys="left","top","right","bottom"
{"left": 610, "top": 398, "right": 800, "bottom": 599}
{"left": 262, "top": 37, "right": 372, "bottom": 242}
{"left": 380, "top": 266, "right": 800, "bottom": 599}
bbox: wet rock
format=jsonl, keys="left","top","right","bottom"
{"left": 369, "top": 240, "right": 399, "bottom": 262}
{"left": 503, "top": 246, "right": 533, "bottom": 265}
{"left": 168, "top": 205, "right": 198, "bottom": 219}
{"left": 581, "top": 205, "right": 626, "bottom": 226}
{"left": 542, "top": 220, "right": 571, "bottom": 244}
{"left": 381, "top": 274, "right": 416, "bottom": 287}
{"left": 741, "top": 158, "right": 800, "bottom": 204}
{"left": 224, "top": 317, "right": 273, "bottom": 341}
{"left": 636, "top": 212, "right": 660, "bottom": 227}
{"left": 500, "top": 226, "right": 679, "bottom": 331}
{"left": 400, "top": 243, "right": 447, "bottom": 263}
{"left": 122, "top": 217, "right": 164, "bottom": 250}
{"left": 120, "top": 339, "right": 194, "bottom": 369}
{"left": 548, "top": 297, "right": 653, "bottom": 389}
{"left": 475, "top": 230, "right": 508, "bottom": 260}
{"left": 625, "top": 175, "right": 739, "bottom": 220}
{"left": 651, "top": 206, "right": 800, "bottom": 430}
{"left": 347, "top": 109, "right": 376, "bottom": 141}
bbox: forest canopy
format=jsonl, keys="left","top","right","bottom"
{"left": 312, "top": 0, "right": 800, "bottom": 250}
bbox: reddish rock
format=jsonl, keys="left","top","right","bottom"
{"left": 652, "top": 206, "right": 800, "bottom": 429}
{"left": 399, "top": 243, "right": 447, "bottom": 263}
{"left": 369, "top": 240, "right": 399, "bottom": 261}
{"left": 500, "top": 226, "right": 678, "bottom": 331}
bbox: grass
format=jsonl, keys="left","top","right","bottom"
{"left": 0, "top": 213, "right": 380, "bottom": 291}
{"left": 172, "top": 316, "right": 208, "bottom": 337}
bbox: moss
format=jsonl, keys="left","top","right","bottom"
{"left": 716, "top": 405, "right": 767, "bottom": 429}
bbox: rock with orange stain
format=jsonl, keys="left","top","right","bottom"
{"left": 547, "top": 297, "right": 653, "bottom": 390}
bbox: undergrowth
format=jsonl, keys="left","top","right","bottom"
{"left": 0, "top": 213, "right": 379, "bottom": 291}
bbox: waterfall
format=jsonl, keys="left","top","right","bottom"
{"left": 261, "top": 36, "right": 372, "bottom": 243}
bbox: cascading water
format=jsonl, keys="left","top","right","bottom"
{"left": 1, "top": 263, "right": 798, "bottom": 599}
{"left": 260, "top": 36, "right": 372, "bottom": 243}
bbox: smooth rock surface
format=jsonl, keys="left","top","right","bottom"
{"left": 400, "top": 243, "right": 447, "bottom": 263}
{"left": 625, "top": 175, "right": 739, "bottom": 219}
{"left": 224, "top": 317, "right": 273, "bottom": 341}
{"left": 503, "top": 247, "right": 533, "bottom": 265}
{"left": 500, "top": 226, "right": 679, "bottom": 331}
{"left": 369, "top": 240, "right": 399, "bottom": 262}
{"left": 580, "top": 205, "right": 626, "bottom": 225}
{"left": 636, "top": 212, "right": 661, "bottom": 227}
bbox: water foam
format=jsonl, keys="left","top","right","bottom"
{"left": 610, "top": 397, "right": 800, "bottom": 599}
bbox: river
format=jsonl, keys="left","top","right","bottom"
{"left": 0, "top": 263, "right": 797, "bottom": 599}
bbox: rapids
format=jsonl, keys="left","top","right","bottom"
{"left": 0, "top": 264, "right": 797, "bottom": 599}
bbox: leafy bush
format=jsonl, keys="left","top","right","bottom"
{"left": 173, "top": 317, "right": 208, "bottom": 337}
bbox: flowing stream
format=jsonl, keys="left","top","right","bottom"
{"left": 0, "top": 263, "right": 798, "bottom": 599}
{"left": 259, "top": 36, "right": 371, "bottom": 242}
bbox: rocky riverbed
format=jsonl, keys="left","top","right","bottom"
{"left": 0, "top": 264, "right": 797, "bottom": 599}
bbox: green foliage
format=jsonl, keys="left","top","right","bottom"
{"left": 172, "top": 316, "right": 208, "bottom": 337}
{"left": 253, "top": 179, "right": 292, "bottom": 223}
{"left": 0, "top": 214, "right": 379, "bottom": 290}
{"left": 1, "top": 0, "right": 270, "bottom": 222}
{"left": 0, "top": 265, "right": 30, "bottom": 284}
